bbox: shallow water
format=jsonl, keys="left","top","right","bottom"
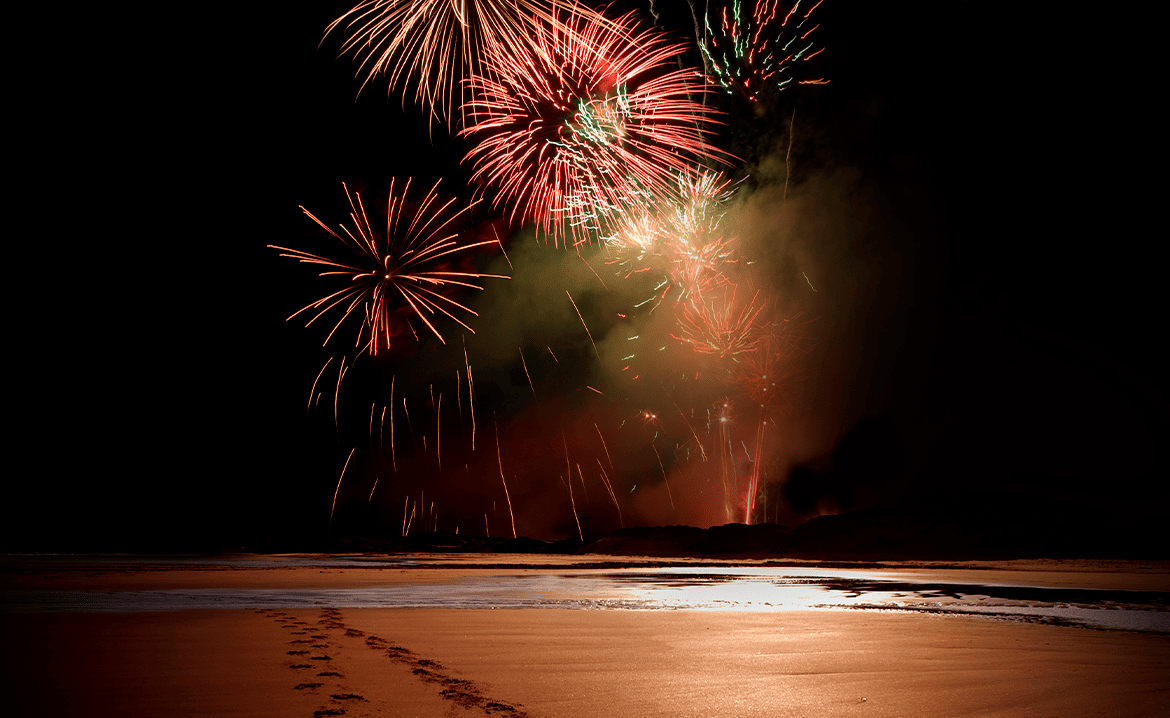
{"left": 3, "top": 561, "right": 1166, "bottom": 633}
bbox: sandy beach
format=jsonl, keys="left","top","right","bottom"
{"left": 2, "top": 557, "right": 1167, "bottom": 717}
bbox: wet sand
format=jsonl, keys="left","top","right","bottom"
{"left": 2, "top": 557, "right": 1167, "bottom": 717}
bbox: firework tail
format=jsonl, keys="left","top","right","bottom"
{"left": 595, "top": 459, "right": 623, "bottom": 528}
{"left": 652, "top": 443, "right": 675, "bottom": 510}
{"left": 567, "top": 291, "right": 601, "bottom": 361}
{"left": 562, "top": 432, "right": 583, "bottom": 541}
{"left": 329, "top": 447, "right": 357, "bottom": 532}
{"left": 519, "top": 347, "right": 537, "bottom": 398}
{"left": 745, "top": 405, "right": 767, "bottom": 524}
{"left": 494, "top": 415, "right": 518, "bottom": 538}
{"left": 310, "top": 358, "right": 333, "bottom": 415}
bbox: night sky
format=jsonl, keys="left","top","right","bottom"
{"left": 9, "top": 1, "right": 1161, "bottom": 553}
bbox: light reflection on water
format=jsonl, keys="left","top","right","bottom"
{"left": 2, "top": 565, "right": 1167, "bottom": 633}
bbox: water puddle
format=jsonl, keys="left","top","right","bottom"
{"left": 3, "top": 564, "right": 1166, "bottom": 633}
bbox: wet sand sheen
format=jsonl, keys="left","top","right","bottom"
{"left": 3, "top": 606, "right": 1168, "bottom": 717}
{"left": 2, "top": 558, "right": 1168, "bottom": 716}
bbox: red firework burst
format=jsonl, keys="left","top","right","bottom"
{"left": 460, "top": 7, "right": 731, "bottom": 247}
{"left": 270, "top": 179, "right": 509, "bottom": 355}
{"left": 673, "top": 286, "right": 768, "bottom": 359}
{"left": 325, "top": 0, "right": 609, "bottom": 127}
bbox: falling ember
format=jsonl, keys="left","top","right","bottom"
{"left": 563, "top": 433, "right": 583, "bottom": 542}
{"left": 389, "top": 376, "right": 397, "bottom": 474}
{"left": 566, "top": 291, "right": 601, "bottom": 361}
{"left": 596, "top": 459, "right": 624, "bottom": 528}
{"left": 334, "top": 357, "right": 348, "bottom": 430}
{"left": 594, "top": 423, "right": 614, "bottom": 470}
{"left": 652, "top": 443, "right": 675, "bottom": 510}
{"left": 494, "top": 416, "right": 517, "bottom": 539}
{"left": 576, "top": 462, "right": 590, "bottom": 505}
{"left": 379, "top": 406, "right": 388, "bottom": 462}
{"left": 329, "top": 447, "right": 357, "bottom": 532}
{"left": 464, "top": 343, "right": 476, "bottom": 450}
{"left": 518, "top": 347, "right": 537, "bottom": 398}
{"left": 309, "top": 358, "right": 333, "bottom": 414}
{"left": 405, "top": 500, "right": 417, "bottom": 536}
{"left": 270, "top": 179, "right": 508, "bottom": 356}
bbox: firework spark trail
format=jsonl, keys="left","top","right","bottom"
{"left": 389, "top": 376, "right": 397, "bottom": 473}
{"left": 576, "top": 462, "right": 589, "bottom": 505}
{"left": 464, "top": 345, "right": 476, "bottom": 450}
{"left": 700, "top": 0, "right": 828, "bottom": 102}
{"left": 271, "top": 179, "right": 509, "bottom": 356}
{"left": 456, "top": 370, "right": 463, "bottom": 429}
{"left": 436, "top": 393, "right": 442, "bottom": 473}
{"left": 596, "top": 459, "right": 623, "bottom": 527}
{"left": 405, "top": 500, "right": 416, "bottom": 536}
{"left": 334, "top": 357, "right": 349, "bottom": 430}
{"left": 492, "top": 225, "right": 513, "bottom": 269}
{"left": 594, "top": 423, "right": 614, "bottom": 470}
{"left": 518, "top": 347, "right": 537, "bottom": 398}
{"left": 402, "top": 495, "right": 409, "bottom": 536}
{"left": 671, "top": 398, "right": 708, "bottom": 461}
{"left": 566, "top": 291, "right": 601, "bottom": 361}
{"left": 494, "top": 415, "right": 518, "bottom": 538}
{"left": 460, "top": 7, "right": 730, "bottom": 245}
{"left": 745, "top": 404, "right": 767, "bottom": 524}
{"left": 380, "top": 405, "right": 388, "bottom": 462}
{"left": 652, "top": 443, "right": 675, "bottom": 510}
{"left": 562, "top": 432, "right": 583, "bottom": 541}
{"left": 309, "top": 358, "right": 334, "bottom": 414}
{"left": 329, "top": 447, "right": 357, "bottom": 532}
{"left": 368, "top": 475, "right": 379, "bottom": 501}
{"left": 325, "top": 0, "right": 610, "bottom": 128}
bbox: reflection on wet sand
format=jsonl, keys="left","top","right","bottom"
{"left": 3, "top": 559, "right": 1166, "bottom": 633}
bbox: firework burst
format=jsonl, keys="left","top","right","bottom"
{"left": 326, "top": 0, "right": 608, "bottom": 127}
{"left": 270, "top": 179, "right": 509, "bottom": 355}
{"left": 673, "top": 286, "right": 769, "bottom": 360}
{"left": 604, "top": 171, "right": 741, "bottom": 310}
{"left": 701, "top": 0, "right": 828, "bottom": 102}
{"left": 460, "top": 7, "right": 731, "bottom": 246}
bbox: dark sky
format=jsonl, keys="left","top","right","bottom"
{"left": 8, "top": 1, "right": 1160, "bottom": 552}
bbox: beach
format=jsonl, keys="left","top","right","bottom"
{"left": 2, "top": 556, "right": 1167, "bottom": 717}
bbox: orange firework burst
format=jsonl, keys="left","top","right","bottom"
{"left": 460, "top": 7, "right": 731, "bottom": 246}
{"left": 270, "top": 179, "right": 508, "bottom": 355}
